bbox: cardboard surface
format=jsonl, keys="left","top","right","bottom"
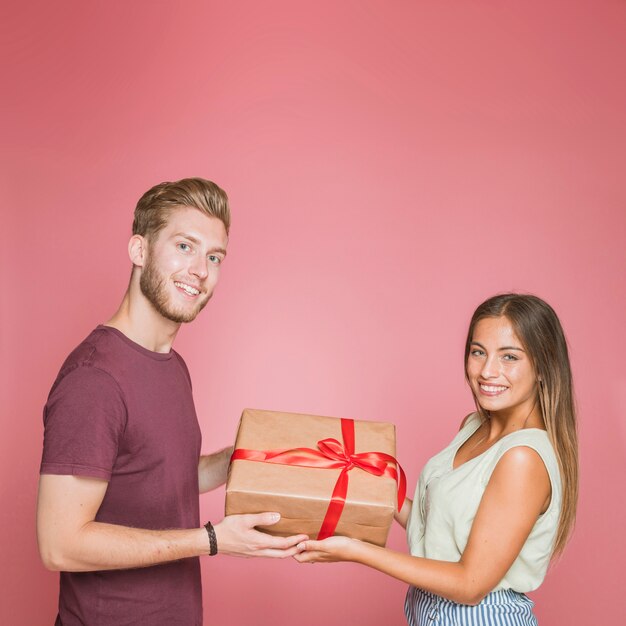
{"left": 225, "top": 408, "right": 399, "bottom": 546}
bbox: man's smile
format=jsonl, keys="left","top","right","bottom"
{"left": 174, "top": 281, "right": 201, "bottom": 297}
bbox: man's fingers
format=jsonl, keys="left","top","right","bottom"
{"left": 217, "top": 513, "right": 312, "bottom": 558}
{"left": 246, "top": 512, "right": 282, "bottom": 527}
{"left": 261, "top": 545, "right": 308, "bottom": 559}
{"left": 298, "top": 539, "right": 323, "bottom": 551}
{"left": 268, "top": 533, "right": 309, "bottom": 548}
{"left": 251, "top": 531, "right": 308, "bottom": 550}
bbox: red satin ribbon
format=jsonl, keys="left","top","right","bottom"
{"left": 231, "top": 418, "right": 406, "bottom": 540}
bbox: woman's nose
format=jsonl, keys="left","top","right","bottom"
{"left": 481, "top": 355, "right": 500, "bottom": 379}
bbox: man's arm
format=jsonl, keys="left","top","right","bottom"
{"left": 198, "top": 446, "right": 233, "bottom": 493}
{"left": 37, "top": 474, "right": 307, "bottom": 572}
{"left": 394, "top": 497, "right": 413, "bottom": 529}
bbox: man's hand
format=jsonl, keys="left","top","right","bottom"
{"left": 213, "top": 513, "right": 308, "bottom": 558}
{"left": 394, "top": 497, "right": 413, "bottom": 529}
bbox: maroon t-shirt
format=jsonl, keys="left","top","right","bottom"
{"left": 41, "top": 326, "right": 203, "bottom": 625}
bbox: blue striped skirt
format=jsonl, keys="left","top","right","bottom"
{"left": 405, "top": 586, "right": 538, "bottom": 626}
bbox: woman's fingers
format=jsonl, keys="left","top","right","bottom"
{"left": 293, "top": 550, "right": 323, "bottom": 563}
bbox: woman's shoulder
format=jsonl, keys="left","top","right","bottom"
{"left": 416, "top": 414, "right": 472, "bottom": 477}
{"left": 498, "top": 427, "right": 554, "bottom": 453}
{"left": 420, "top": 412, "right": 481, "bottom": 476}
{"left": 458, "top": 411, "right": 481, "bottom": 432}
{"left": 488, "top": 428, "right": 556, "bottom": 470}
{"left": 486, "top": 429, "right": 561, "bottom": 497}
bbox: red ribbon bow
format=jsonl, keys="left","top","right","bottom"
{"left": 231, "top": 418, "right": 406, "bottom": 540}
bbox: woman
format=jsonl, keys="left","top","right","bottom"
{"left": 295, "top": 293, "right": 578, "bottom": 625}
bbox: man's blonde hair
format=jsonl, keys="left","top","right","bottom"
{"left": 132, "top": 177, "right": 230, "bottom": 240}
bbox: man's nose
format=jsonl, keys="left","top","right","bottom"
{"left": 189, "top": 256, "right": 209, "bottom": 279}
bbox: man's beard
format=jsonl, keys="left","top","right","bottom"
{"left": 139, "top": 256, "right": 210, "bottom": 324}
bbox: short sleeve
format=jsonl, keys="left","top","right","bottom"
{"left": 40, "top": 365, "right": 127, "bottom": 480}
{"left": 479, "top": 432, "right": 561, "bottom": 518}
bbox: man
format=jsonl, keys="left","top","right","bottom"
{"left": 37, "top": 178, "right": 306, "bottom": 625}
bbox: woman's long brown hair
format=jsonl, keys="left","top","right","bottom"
{"left": 464, "top": 293, "right": 578, "bottom": 557}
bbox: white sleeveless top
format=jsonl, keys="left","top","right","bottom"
{"left": 406, "top": 413, "right": 562, "bottom": 593}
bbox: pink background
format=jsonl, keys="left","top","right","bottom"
{"left": 2, "top": 1, "right": 625, "bottom": 624}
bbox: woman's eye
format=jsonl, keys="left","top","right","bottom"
{"left": 502, "top": 354, "right": 518, "bottom": 361}
{"left": 470, "top": 349, "right": 485, "bottom": 357}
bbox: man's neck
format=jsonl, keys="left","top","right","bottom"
{"left": 105, "top": 289, "right": 181, "bottom": 354}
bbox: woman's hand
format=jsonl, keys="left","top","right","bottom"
{"left": 293, "top": 536, "right": 360, "bottom": 564}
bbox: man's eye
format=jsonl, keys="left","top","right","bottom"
{"left": 177, "top": 243, "right": 191, "bottom": 252}
{"left": 208, "top": 255, "right": 221, "bottom": 265}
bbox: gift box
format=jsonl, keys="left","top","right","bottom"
{"left": 225, "top": 408, "right": 405, "bottom": 547}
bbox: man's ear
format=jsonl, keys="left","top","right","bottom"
{"left": 129, "top": 235, "right": 148, "bottom": 268}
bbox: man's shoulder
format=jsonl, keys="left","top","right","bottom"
{"left": 171, "top": 349, "right": 191, "bottom": 383}
{"left": 42, "top": 329, "right": 128, "bottom": 423}
{"left": 59, "top": 326, "right": 112, "bottom": 369}
{"left": 52, "top": 326, "right": 127, "bottom": 390}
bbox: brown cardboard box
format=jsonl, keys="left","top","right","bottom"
{"left": 225, "top": 408, "right": 400, "bottom": 546}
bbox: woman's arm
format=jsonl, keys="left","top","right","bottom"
{"left": 295, "top": 445, "right": 551, "bottom": 605}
